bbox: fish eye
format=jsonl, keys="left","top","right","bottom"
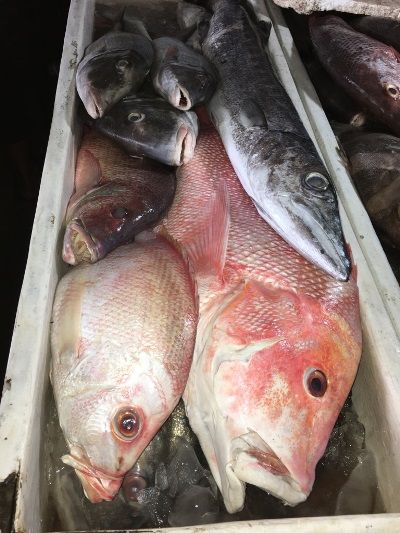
{"left": 128, "top": 112, "right": 145, "bottom": 123}
{"left": 111, "top": 207, "right": 129, "bottom": 219}
{"left": 304, "top": 368, "right": 327, "bottom": 398}
{"left": 303, "top": 172, "right": 330, "bottom": 192}
{"left": 116, "top": 59, "right": 130, "bottom": 71}
{"left": 385, "top": 83, "right": 399, "bottom": 99}
{"left": 122, "top": 473, "right": 148, "bottom": 502}
{"left": 112, "top": 407, "right": 141, "bottom": 441}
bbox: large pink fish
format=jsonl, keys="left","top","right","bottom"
{"left": 51, "top": 238, "right": 197, "bottom": 502}
{"left": 159, "top": 122, "right": 362, "bottom": 512}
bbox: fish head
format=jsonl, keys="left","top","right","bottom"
{"left": 193, "top": 279, "right": 361, "bottom": 511}
{"left": 95, "top": 96, "right": 199, "bottom": 166}
{"left": 60, "top": 361, "right": 176, "bottom": 503}
{"left": 248, "top": 134, "right": 350, "bottom": 281}
{"left": 76, "top": 34, "right": 153, "bottom": 119}
{"left": 62, "top": 181, "right": 170, "bottom": 265}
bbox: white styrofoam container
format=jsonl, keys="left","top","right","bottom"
{"left": 0, "top": 0, "right": 399, "bottom": 531}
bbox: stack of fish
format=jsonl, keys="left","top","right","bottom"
{"left": 303, "top": 12, "right": 400, "bottom": 253}
{"left": 50, "top": 0, "right": 362, "bottom": 526}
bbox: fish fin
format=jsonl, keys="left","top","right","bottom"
{"left": 184, "top": 179, "right": 230, "bottom": 280}
{"left": 238, "top": 99, "right": 268, "bottom": 128}
{"left": 66, "top": 150, "right": 102, "bottom": 219}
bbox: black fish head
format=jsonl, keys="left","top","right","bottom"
{"left": 155, "top": 62, "right": 217, "bottom": 110}
{"left": 62, "top": 178, "right": 174, "bottom": 265}
{"left": 95, "top": 96, "right": 199, "bottom": 166}
{"left": 249, "top": 134, "right": 351, "bottom": 281}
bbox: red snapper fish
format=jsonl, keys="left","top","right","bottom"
{"left": 51, "top": 238, "right": 197, "bottom": 502}
{"left": 159, "top": 123, "right": 362, "bottom": 512}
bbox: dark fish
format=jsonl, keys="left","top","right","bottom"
{"left": 309, "top": 14, "right": 400, "bottom": 137}
{"left": 93, "top": 5, "right": 124, "bottom": 40}
{"left": 177, "top": 2, "right": 211, "bottom": 51}
{"left": 94, "top": 95, "right": 199, "bottom": 166}
{"left": 352, "top": 16, "right": 400, "bottom": 52}
{"left": 76, "top": 31, "right": 154, "bottom": 119}
{"left": 340, "top": 131, "right": 400, "bottom": 249}
{"left": 203, "top": 0, "right": 350, "bottom": 281}
{"left": 305, "top": 58, "right": 368, "bottom": 127}
{"left": 122, "top": 2, "right": 180, "bottom": 39}
{"left": 151, "top": 37, "right": 218, "bottom": 110}
{"left": 62, "top": 130, "right": 175, "bottom": 265}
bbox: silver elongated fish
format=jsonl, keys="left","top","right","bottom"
{"left": 202, "top": 0, "right": 350, "bottom": 281}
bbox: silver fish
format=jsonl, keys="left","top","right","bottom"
{"left": 203, "top": 0, "right": 350, "bottom": 281}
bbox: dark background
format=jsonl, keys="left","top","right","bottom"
{"left": 0, "top": 0, "right": 70, "bottom": 387}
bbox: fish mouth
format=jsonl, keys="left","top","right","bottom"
{"left": 62, "top": 453, "right": 124, "bottom": 503}
{"left": 176, "top": 125, "right": 196, "bottom": 165}
{"left": 81, "top": 86, "right": 105, "bottom": 119}
{"left": 173, "top": 84, "right": 192, "bottom": 111}
{"left": 62, "top": 220, "right": 99, "bottom": 265}
{"left": 229, "top": 431, "right": 308, "bottom": 507}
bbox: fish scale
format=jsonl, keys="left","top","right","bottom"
{"left": 160, "top": 123, "right": 361, "bottom": 512}
{"left": 51, "top": 238, "right": 197, "bottom": 503}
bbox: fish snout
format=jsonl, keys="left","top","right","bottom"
{"left": 176, "top": 125, "right": 196, "bottom": 165}
{"left": 230, "top": 431, "right": 309, "bottom": 507}
{"left": 62, "top": 220, "right": 99, "bottom": 265}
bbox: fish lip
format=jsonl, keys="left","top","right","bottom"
{"left": 229, "top": 431, "right": 309, "bottom": 506}
{"left": 174, "top": 84, "right": 192, "bottom": 111}
{"left": 62, "top": 220, "right": 100, "bottom": 265}
{"left": 62, "top": 453, "right": 124, "bottom": 503}
{"left": 176, "top": 125, "right": 195, "bottom": 165}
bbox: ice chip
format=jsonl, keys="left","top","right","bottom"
{"left": 168, "top": 485, "right": 220, "bottom": 527}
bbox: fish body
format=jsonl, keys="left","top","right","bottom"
{"left": 151, "top": 37, "right": 218, "bottom": 110}
{"left": 352, "top": 16, "right": 400, "bottom": 52}
{"left": 62, "top": 130, "right": 175, "bottom": 265}
{"left": 309, "top": 15, "right": 400, "bottom": 137}
{"left": 51, "top": 238, "right": 197, "bottom": 503}
{"left": 94, "top": 94, "right": 199, "bottom": 166}
{"left": 122, "top": 2, "right": 180, "bottom": 39}
{"left": 340, "top": 131, "right": 400, "bottom": 249}
{"left": 76, "top": 31, "right": 154, "bottom": 119}
{"left": 160, "top": 124, "right": 362, "bottom": 512}
{"left": 203, "top": 0, "right": 350, "bottom": 281}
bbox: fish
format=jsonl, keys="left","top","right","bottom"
{"left": 151, "top": 37, "right": 218, "bottom": 110}
{"left": 50, "top": 237, "right": 198, "bottom": 503}
{"left": 62, "top": 129, "right": 175, "bottom": 265}
{"left": 351, "top": 16, "right": 400, "bottom": 52}
{"left": 309, "top": 14, "right": 400, "bottom": 137}
{"left": 202, "top": 0, "right": 350, "bottom": 281}
{"left": 122, "top": 2, "right": 181, "bottom": 39}
{"left": 177, "top": 2, "right": 211, "bottom": 52}
{"left": 158, "top": 123, "right": 362, "bottom": 513}
{"left": 76, "top": 31, "right": 154, "bottom": 119}
{"left": 94, "top": 94, "right": 199, "bottom": 166}
{"left": 305, "top": 58, "right": 368, "bottom": 127}
{"left": 339, "top": 131, "right": 400, "bottom": 249}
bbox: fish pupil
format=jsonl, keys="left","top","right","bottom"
{"left": 306, "top": 369, "right": 327, "bottom": 397}
{"left": 111, "top": 207, "right": 128, "bottom": 219}
{"left": 113, "top": 407, "right": 141, "bottom": 440}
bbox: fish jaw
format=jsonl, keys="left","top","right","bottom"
{"left": 229, "top": 431, "right": 308, "bottom": 508}
{"left": 175, "top": 113, "right": 199, "bottom": 165}
{"left": 62, "top": 220, "right": 101, "bottom": 265}
{"left": 255, "top": 194, "right": 351, "bottom": 282}
{"left": 62, "top": 452, "right": 123, "bottom": 503}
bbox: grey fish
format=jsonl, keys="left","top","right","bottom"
{"left": 340, "top": 131, "right": 400, "bottom": 249}
{"left": 352, "top": 16, "right": 400, "bottom": 52}
{"left": 177, "top": 2, "right": 211, "bottom": 51}
{"left": 76, "top": 31, "right": 154, "bottom": 119}
{"left": 151, "top": 37, "right": 218, "bottom": 110}
{"left": 122, "top": 2, "right": 180, "bottom": 39}
{"left": 94, "top": 94, "right": 199, "bottom": 166}
{"left": 203, "top": 0, "right": 350, "bottom": 281}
